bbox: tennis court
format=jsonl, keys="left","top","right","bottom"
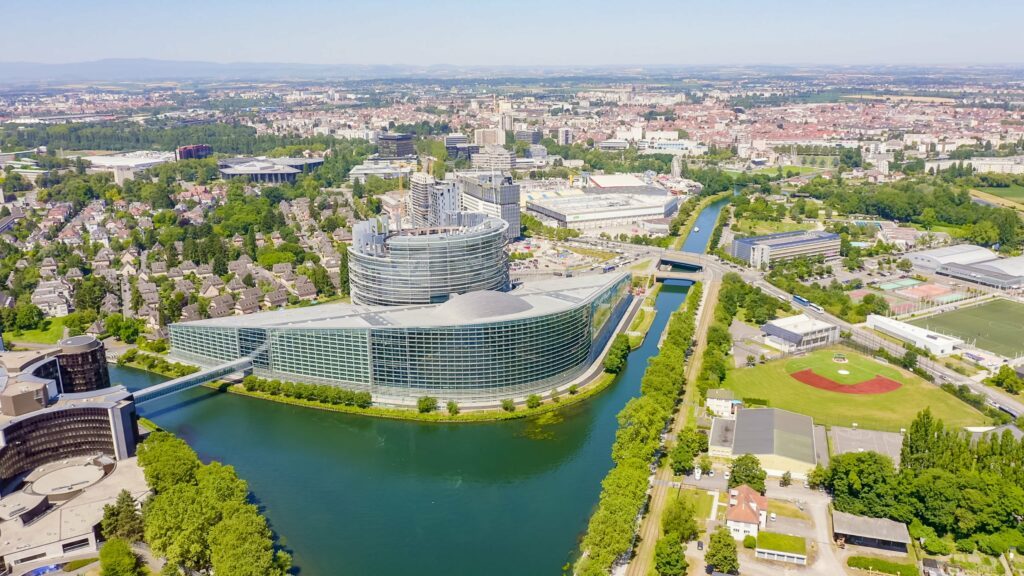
{"left": 908, "top": 299, "right": 1024, "bottom": 358}
{"left": 896, "top": 283, "right": 950, "bottom": 300}
{"left": 878, "top": 278, "right": 922, "bottom": 291}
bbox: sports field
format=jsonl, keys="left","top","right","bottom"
{"left": 723, "top": 347, "right": 988, "bottom": 432}
{"left": 908, "top": 299, "right": 1024, "bottom": 358}
{"left": 977, "top": 185, "right": 1024, "bottom": 203}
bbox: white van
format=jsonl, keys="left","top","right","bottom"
{"left": 694, "top": 468, "right": 702, "bottom": 481}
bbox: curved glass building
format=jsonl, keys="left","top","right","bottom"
{"left": 348, "top": 212, "right": 509, "bottom": 306}
{"left": 168, "top": 273, "right": 632, "bottom": 404}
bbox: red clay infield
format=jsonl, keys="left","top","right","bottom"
{"left": 790, "top": 369, "right": 902, "bottom": 394}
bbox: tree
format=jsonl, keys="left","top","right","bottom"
{"left": 706, "top": 527, "right": 739, "bottom": 574}
{"left": 13, "top": 301, "right": 43, "bottom": 331}
{"left": 968, "top": 220, "right": 1000, "bottom": 246}
{"left": 698, "top": 455, "right": 712, "bottom": 474}
{"left": 446, "top": 400, "right": 459, "bottom": 416}
{"left": 896, "top": 258, "right": 913, "bottom": 272}
{"left": 780, "top": 471, "right": 792, "bottom": 487}
{"left": 99, "top": 538, "right": 142, "bottom": 576}
{"left": 526, "top": 394, "right": 542, "bottom": 409}
{"left": 417, "top": 396, "right": 438, "bottom": 413}
{"left": 136, "top": 432, "right": 201, "bottom": 494}
{"left": 654, "top": 536, "right": 687, "bottom": 576}
{"left": 729, "top": 454, "right": 767, "bottom": 492}
{"left": 102, "top": 489, "right": 144, "bottom": 542}
{"left": 501, "top": 399, "right": 516, "bottom": 412}
{"left": 662, "top": 496, "right": 699, "bottom": 542}
{"left": 742, "top": 535, "right": 756, "bottom": 549}
{"left": 209, "top": 502, "right": 291, "bottom": 576}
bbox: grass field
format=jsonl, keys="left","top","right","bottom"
{"left": 977, "top": 185, "right": 1024, "bottom": 203}
{"left": 723, "top": 347, "right": 988, "bottom": 431}
{"left": 674, "top": 489, "right": 715, "bottom": 524}
{"left": 731, "top": 218, "right": 815, "bottom": 236}
{"left": 757, "top": 532, "right": 807, "bottom": 555}
{"left": 908, "top": 299, "right": 1024, "bottom": 358}
{"left": 4, "top": 317, "right": 66, "bottom": 345}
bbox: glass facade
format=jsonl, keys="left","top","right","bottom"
{"left": 168, "top": 275, "right": 632, "bottom": 403}
{"left": 348, "top": 213, "right": 509, "bottom": 306}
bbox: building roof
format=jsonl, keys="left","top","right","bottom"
{"left": 734, "top": 230, "right": 839, "bottom": 249}
{"left": 832, "top": 510, "right": 911, "bottom": 544}
{"left": 732, "top": 408, "right": 816, "bottom": 466}
{"left": 726, "top": 484, "right": 767, "bottom": 525}
{"left": 171, "top": 272, "right": 628, "bottom": 331}
{"left": 707, "top": 388, "right": 735, "bottom": 401}
{"left": 975, "top": 255, "right": 1024, "bottom": 278}
{"left": 914, "top": 244, "right": 997, "bottom": 266}
{"left": 764, "top": 314, "right": 834, "bottom": 334}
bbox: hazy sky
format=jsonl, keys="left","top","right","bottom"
{"left": 4, "top": 0, "right": 1022, "bottom": 66}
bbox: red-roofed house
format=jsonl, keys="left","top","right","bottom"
{"left": 725, "top": 484, "right": 767, "bottom": 540}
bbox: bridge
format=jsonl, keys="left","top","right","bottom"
{"left": 658, "top": 251, "right": 708, "bottom": 270}
{"left": 133, "top": 357, "right": 254, "bottom": 404}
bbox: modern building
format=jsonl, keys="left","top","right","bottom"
{"left": 168, "top": 273, "right": 633, "bottom": 405}
{"left": 526, "top": 193, "right": 679, "bottom": 231}
{"left": 908, "top": 244, "right": 997, "bottom": 270}
{"left": 730, "top": 230, "right": 841, "bottom": 268}
{"left": 377, "top": 133, "right": 415, "bottom": 157}
{"left": 832, "top": 510, "right": 911, "bottom": 552}
{"left": 443, "top": 133, "right": 469, "bottom": 147}
{"left": 935, "top": 257, "right": 1024, "bottom": 289}
{"left": 709, "top": 408, "right": 818, "bottom": 478}
{"left": 348, "top": 212, "right": 509, "bottom": 306}
{"left": 762, "top": 314, "right": 839, "bottom": 352}
{"left": 456, "top": 171, "right": 521, "bottom": 240}
{"left": 474, "top": 128, "right": 504, "bottom": 147}
{"left": 218, "top": 157, "right": 322, "bottom": 183}
{"left": 556, "top": 127, "right": 573, "bottom": 146}
{"left": 409, "top": 172, "right": 435, "bottom": 228}
{"left": 514, "top": 129, "right": 543, "bottom": 144}
{"left": 175, "top": 144, "right": 212, "bottom": 160}
{"left": 866, "top": 314, "right": 963, "bottom": 356}
{"left": 471, "top": 146, "right": 516, "bottom": 171}
{"left": 56, "top": 335, "right": 110, "bottom": 393}
{"left": 348, "top": 160, "right": 415, "bottom": 184}
{"left": 925, "top": 156, "right": 1024, "bottom": 175}
{"left": 725, "top": 484, "right": 767, "bottom": 540}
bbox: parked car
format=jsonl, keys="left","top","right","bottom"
{"left": 697, "top": 541, "right": 704, "bottom": 551}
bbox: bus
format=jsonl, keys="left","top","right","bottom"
{"left": 809, "top": 303, "right": 825, "bottom": 314}
{"left": 792, "top": 294, "right": 811, "bottom": 306}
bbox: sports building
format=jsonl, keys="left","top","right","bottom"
{"left": 168, "top": 273, "right": 632, "bottom": 404}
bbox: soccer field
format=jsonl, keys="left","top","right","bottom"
{"left": 908, "top": 299, "right": 1024, "bottom": 358}
{"left": 723, "top": 347, "right": 989, "bottom": 432}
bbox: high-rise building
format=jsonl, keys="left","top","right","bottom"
{"left": 471, "top": 146, "right": 515, "bottom": 171}
{"left": 409, "top": 172, "right": 435, "bottom": 228}
{"left": 175, "top": 144, "right": 212, "bottom": 161}
{"left": 429, "top": 179, "right": 459, "bottom": 227}
{"left": 557, "top": 127, "right": 573, "bottom": 146}
{"left": 456, "top": 171, "right": 521, "bottom": 240}
{"left": 473, "top": 128, "right": 504, "bottom": 147}
{"left": 57, "top": 335, "right": 110, "bottom": 393}
{"left": 377, "top": 133, "right": 415, "bottom": 157}
{"left": 500, "top": 113, "right": 515, "bottom": 131}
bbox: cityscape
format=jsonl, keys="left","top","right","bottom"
{"left": 3, "top": 1, "right": 1024, "bottom": 575}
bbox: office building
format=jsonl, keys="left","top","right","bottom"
{"left": 409, "top": 173, "right": 460, "bottom": 228}
{"left": 377, "top": 133, "right": 415, "bottom": 157}
{"left": 218, "top": 157, "right": 323, "bottom": 183}
{"left": 56, "top": 335, "right": 110, "bottom": 393}
{"left": 471, "top": 146, "right": 515, "bottom": 171}
{"left": 456, "top": 171, "right": 521, "bottom": 240}
{"left": 444, "top": 133, "right": 469, "bottom": 147}
{"left": 175, "top": 144, "right": 212, "bottom": 161}
{"left": 168, "top": 273, "right": 632, "bottom": 405}
{"left": 526, "top": 193, "right": 679, "bottom": 231}
{"left": 514, "top": 129, "right": 543, "bottom": 144}
{"left": 730, "top": 230, "right": 841, "bottom": 268}
{"left": 761, "top": 314, "right": 839, "bottom": 352}
{"left": 349, "top": 212, "right": 509, "bottom": 306}
{"left": 474, "top": 128, "right": 504, "bottom": 147}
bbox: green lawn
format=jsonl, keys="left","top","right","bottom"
{"left": 909, "top": 299, "right": 1024, "bottom": 358}
{"left": 674, "top": 489, "right": 714, "bottom": 523}
{"left": 5, "top": 317, "right": 66, "bottom": 345}
{"left": 756, "top": 531, "right": 806, "bottom": 555}
{"left": 723, "top": 347, "right": 988, "bottom": 431}
{"left": 768, "top": 500, "right": 810, "bottom": 521}
{"left": 977, "top": 184, "right": 1024, "bottom": 202}
{"left": 731, "top": 218, "right": 815, "bottom": 236}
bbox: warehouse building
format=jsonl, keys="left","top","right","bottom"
{"left": 709, "top": 408, "right": 818, "bottom": 478}
{"left": 730, "top": 231, "right": 841, "bottom": 268}
{"left": 908, "top": 244, "right": 996, "bottom": 270}
{"left": 866, "top": 314, "right": 963, "bottom": 356}
{"left": 832, "top": 510, "right": 910, "bottom": 552}
{"left": 762, "top": 314, "right": 839, "bottom": 352}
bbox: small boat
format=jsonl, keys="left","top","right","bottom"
{"left": 693, "top": 226, "right": 701, "bottom": 233}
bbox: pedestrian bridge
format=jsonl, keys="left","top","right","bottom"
{"left": 133, "top": 357, "right": 254, "bottom": 404}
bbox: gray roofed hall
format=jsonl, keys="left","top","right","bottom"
{"left": 831, "top": 510, "right": 911, "bottom": 544}
{"left": 732, "top": 408, "right": 816, "bottom": 465}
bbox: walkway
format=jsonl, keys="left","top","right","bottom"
{"left": 134, "top": 357, "right": 253, "bottom": 404}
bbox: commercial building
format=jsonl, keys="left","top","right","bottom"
{"left": 456, "top": 171, "right": 521, "bottom": 241}
{"left": 348, "top": 160, "right": 414, "bottom": 184}
{"left": 762, "top": 314, "right": 839, "bottom": 352}
{"left": 443, "top": 133, "right": 469, "bottom": 147}
{"left": 349, "top": 212, "right": 509, "bottom": 306}
{"left": 377, "top": 133, "right": 415, "bottom": 157}
{"left": 710, "top": 408, "right": 818, "bottom": 478}
{"left": 168, "top": 273, "right": 632, "bottom": 405}
{"left": 471, "top": 146, "right": 516, "bottom": 171}
{"left": 730, "top": 230, "right": 841, "bottom": 268}
{"left": 82, "top": 151, "right": 175, "bottom": 184}
{"left": 832, "top": 510, "right": 910, "bottom": 552}
{"left": 866, "top": 314, "right": 963, "bottom": 356}
{"left": 908, "top": 244, "right": 997, "bottom": 270}
{"left": 526, "top": 193, "right": 679, "bottom": 231}
{"left": 925, "top": 156, "right": 1024, "bottom": 175}
{"left": 175, "top": 144, "right": 212, "bottom": 160}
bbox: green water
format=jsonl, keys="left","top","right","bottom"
{"left": 112, "top": 283, "right": 690, "bottom": 576}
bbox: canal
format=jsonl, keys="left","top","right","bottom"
{"left": 111, "top": 202, "right": 725, "bottom": 576}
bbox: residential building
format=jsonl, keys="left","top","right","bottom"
{"left": 725, "top": 484, "right": 767, "bottom": 540}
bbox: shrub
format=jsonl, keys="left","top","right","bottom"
{"left": 526, "top": 394, "right": 542, "bottom": 409}
{"left": 743, "top": 535, "right": 756, "bottom": 549}
{"left": 847, "top": 556, "right": 919, "bottom": 576}
{"left": 568, "top": 384, "right": 579, "bottom": 395}
{"left": 501, "top": 399, "right": 515, "bottom": 412}
{"left": 417, "top": 396, "right": 438, "bottom": 414}
{"left": 446, "top": 400, "right": 459, "bottom": 416}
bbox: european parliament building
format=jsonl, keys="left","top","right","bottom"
{"left": 168, "top": 273, "right": 632, "bottom": 404}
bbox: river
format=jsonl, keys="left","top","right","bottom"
{"left": 111, "top": 200, "right": 726, "bottom": 576}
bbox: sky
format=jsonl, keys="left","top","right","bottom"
{"left": 3, "top": 0, "right": 1022, "bottom": 67}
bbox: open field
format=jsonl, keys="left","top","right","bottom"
{"left": 731, "top": 218, "right": 815, "bottom": 236}
{"left": 908, "top": 299, "right": 1024, "bottom": 358}
{"left": 4, "top": 317, "right": 66, "bottom": 345}
{"left": 723, "top": 347, "right": 988, "bottom": 431}
{"left": 975, "top": 185, "right": 1024, "bottom": 203}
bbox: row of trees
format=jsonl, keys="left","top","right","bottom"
{"left": 575, "top": 283, "right": 703, "bottom": 575}
{"left": 603, "top": 334, "right": 631, "bottom": 374}
{"left": 767, "top": 257, "right": 889, "bottom": 323}
{"left": 243, "top": 375, "right": 373, "bottom": 408}
{"left": 130, "top": 432, "right": 291, "bottom": 575}
{"left": 653, "top": 495, "right": 700, "bottom": 575}
{"left": 812, "top": 410, "right": 1024, "bottom": 556}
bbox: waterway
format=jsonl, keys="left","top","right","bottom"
{"left": 109, "top": 199, "right": 725, "bottom": 576}
{"left": 680, "top": 195, "right": 731, "bottom": 254}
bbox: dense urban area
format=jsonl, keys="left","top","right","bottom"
{"left": 4, "top": 64, "right": 1024, "bottom": 576}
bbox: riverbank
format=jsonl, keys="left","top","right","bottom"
{"left": 671, "top": 190, "right": 733, "bottom": 250}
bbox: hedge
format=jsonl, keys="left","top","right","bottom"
{"left": 848, "top": 556, "right": 919, "bottom": 576}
